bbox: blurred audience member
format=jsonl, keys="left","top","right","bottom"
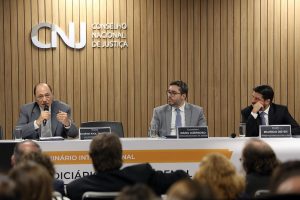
{"left": 116, "top": 183, "right": 158, "bottom": 200}
{"left": 0, "top": 174, "right": 17, "bottom": 200}
{"left": 11, "top": 140, "right": 41, "bottom": 166}
{"left": 194, "top": 153, "right": 245, "bottom": 200}
{"left": 270, "top": 160, "right": 300, "bottom": 194}
{"left": 19, "top": 151, "right": 65, "bottom": 196}
{"left": 166, "top": 179, "right": 214, "bottom": 200}
{"left": 9, "top": 161, "right": 53, "bottom": 200}
{"left": 241, "top": 138, "right": 279, "bottom": 197}
{"left": 67, "top": 133, "right": 189, "bottom": 200}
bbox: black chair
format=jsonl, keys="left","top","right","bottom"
{"left": 82, "top": 191, "right": 119, "bottom": 200}
{"left": 80, "top": 121, "right": 124, "bottom": 137}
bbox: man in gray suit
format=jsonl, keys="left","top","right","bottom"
{"left": 150, "top": 80, "right": 206, "bottom": 137}
{"left": 15, "top": 83, "right": 78, "bottom": 139}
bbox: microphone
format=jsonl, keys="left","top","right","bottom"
{"left": 43, "top": 105, "right": 49, "bottom": 126}
{"left": 230, "top": 133, "right": 236, "bottom": 138}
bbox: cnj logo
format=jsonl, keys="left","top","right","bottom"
{"left": 31, "top": 22, "right": 86, "bottom": 49}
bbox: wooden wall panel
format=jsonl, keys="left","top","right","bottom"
{"left": 1, "top": 0, "right": 300, "bottom": 139}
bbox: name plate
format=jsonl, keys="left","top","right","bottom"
{"left": 259, "top": 125, "right": 291, "bottom": 138}
{"left": 79, "top": 127, "right": 111, "bottom": 140}
{"left": 177, "top": 126, "right": 209, "bottom": 138}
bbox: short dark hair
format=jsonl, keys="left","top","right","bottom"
{"left": 19, "top": 152, "right": 55, "bottom": 177}
{"left": 13, "top": 140, "right": 42, "bottom": 164}
{"left": 169, "top": 80, "right": 188, "bottom": 96}
{"left": 242, "top": 139, "right": 279, "bottom": 175}
{"left": 89, "top": 133, "right": 122, "bottom": 172}
{"left": 33, "top": 83, "right": 53, "bottom": 96}
{"left": 270, "top": 160, "right": 300, "bottom": 193}
{"left": 116, "top": 184, "right": 157, "bottom": 200}
{"left": 253, "top": 85, "right": 274, "bottom": 102}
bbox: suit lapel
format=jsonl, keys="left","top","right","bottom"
{"left": 166, "top": 105, "right": 172, "bottom": 134}
{"left": 268, "top": 104, "right": 275, "bottom": 125}
{"left": 185, "top": 103, "right": 191, "bottom": 126}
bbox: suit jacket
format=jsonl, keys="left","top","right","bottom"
{"left": 66, "top": 163, "right": 189, "bottom": 200}
{"left": 16, "top": 100, "right": 78, "bottom": 139}
{"left": 150, "top": 103, "right": 207, "bottom": 136}
{"left": 53, "top": 179, "right": 65, "bottom": 196}
{"left": 241, "top": 103, "right": 300, "bottom": 137}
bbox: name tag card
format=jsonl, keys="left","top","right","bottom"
{"left": 177, "top": 126, "right": 208, "bottom": 139}
{"left": 79, "top": 127, "right": 111, "bottom": 140}
{"left": 259, "top": 125, "right": 291, "bottom": 138}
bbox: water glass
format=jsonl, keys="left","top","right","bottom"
{"left": 148, "top": 125, "right": 159, "bottom": 138}
{"left": 239, "top": 123, "right": 246, "bottom": 137}
{"left": 14, "top": 126, "right": 23, "bottom": 140}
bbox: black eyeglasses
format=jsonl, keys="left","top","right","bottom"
{"left": 166, "top": 90, "right": 181, "bottom": 97}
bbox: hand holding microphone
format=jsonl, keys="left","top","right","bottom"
{"left": 43, "top": 105, "right": 49, "bottom": 126}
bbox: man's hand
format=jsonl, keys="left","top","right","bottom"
{"left": 36, "top": 110, "right": 51, "bottom": 126}
{"left": 56, "top": 111, "right": 70, "bottom": 127}
{"left": 252, "top": 102, "right": 264, "bottom": 113}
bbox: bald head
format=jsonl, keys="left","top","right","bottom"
{"left": 242, "top": 138, "right": 278, "bottom": 175}
{"left": 276, "top": 176, "right": 300, "bottom": 194}
{"left": 11, "top": 140, "right": 41, "bottom": 166}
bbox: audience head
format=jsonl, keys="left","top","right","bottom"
{"left": 167, "top": 80, "right": 188, "bottom": 107}
{"left": 242, "top": 138, "right": 279, "bottom": 175}
{"left": 194, "top": 153, "right": 245, "bottom": 200}
{"left": 9, "top": 161, "right": 53, "bottom": 200}
{"left": 252, "top": 85, "right": 274, "bottom": 107}
{"left": 0, "top": 175, "right": 17, "bottom": 200}
{"left": 11, "top": 140, "right": 42, "bottom": 166}
{"left": 116, "top": 184, "right": 158, "bottom": 200}
{"left": 89, "top": 133, "right": 122, "bottom": 172}
{"left": 18, "top": 151, "right": 55, "bottom": 178}
{"left": 33, "top": 82, "right": 54, "bottom": 109}
{"left": 270, "top": 160, "right": 300, "bottom": 194}
{"left": 166, "top": 179, "right": 214, "bottom": 200}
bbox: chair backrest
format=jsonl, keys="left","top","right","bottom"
{"left": 254, "top": 189, "right": 270, "bottom": 198}
{"left": 80, "top": 121, "right": 124, "bottom": 137}
{"left": 82, "top": 192, "right": 119, "bottom": 200}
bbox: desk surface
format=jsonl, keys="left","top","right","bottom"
{"left": 1, "top": 137, "right": 300, "bottom": 183}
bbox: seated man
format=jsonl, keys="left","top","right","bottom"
{"left": 15, "top": 83, "right": 78, "bottom": 139}
{"left": 150, "top": 80, "right": 206, "bottom": 137}
{"left": 66, "top": 133, "right": 189, "bottom": 200}
{"left": 241, "top": 85, "right": 300, "bottom": 136}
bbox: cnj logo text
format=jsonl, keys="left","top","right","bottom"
{"left": 31, "top": 22, "right": 86, "bottom": 49}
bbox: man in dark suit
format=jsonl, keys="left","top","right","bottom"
{"left": 15, "top": 83, "right": 78, "bottom": 139}
{"left": 66, "top": 133, "right": 189, "bottom": 200}
{"left": 241, "top": 85, "right": 300, "bottom": 137}
{"left": 150, "top": 80, "right": 206, "bottom": 137}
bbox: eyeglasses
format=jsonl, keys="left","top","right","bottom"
{"left": 36, "top": 94, "right": 51, "bottom": 100}
{"left": 166, "top": 90, "right": 181, "bottom": 97}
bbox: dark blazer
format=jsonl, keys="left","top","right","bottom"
{"left": 245, "top": 173, "right": 271, "bottom": 197}
{"left": 150, "top": 103, "right": 207, "bottom": 136}
{"left": 241, "top": 103, "right": 300, "bottom": 137}
{"left": 66, "top": 163, "right": 189, "bottom": 200}
{"left": 16, "top": 100, "right": 78, "bottom": 139}
{"left": 53, "top": 179, "right": 65, "bottom": 196}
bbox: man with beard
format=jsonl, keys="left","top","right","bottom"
{"left": 150, "top": 80, "right": 206, "bottom": 137}
{"left": 241, "top": 85, "right": 300, "bottom": 137}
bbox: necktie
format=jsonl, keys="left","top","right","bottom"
{"left": 175, "top": 108, "right": 182, "bottom": 127}
{"left": 260, "top": 112, "right": 267, "bottom": 125}
{"left": 41, "top": 119, "right": 52, "bottom": 137}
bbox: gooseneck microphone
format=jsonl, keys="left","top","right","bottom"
{"left": 43, "top": 105, "right": 49, "bottom": 126}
